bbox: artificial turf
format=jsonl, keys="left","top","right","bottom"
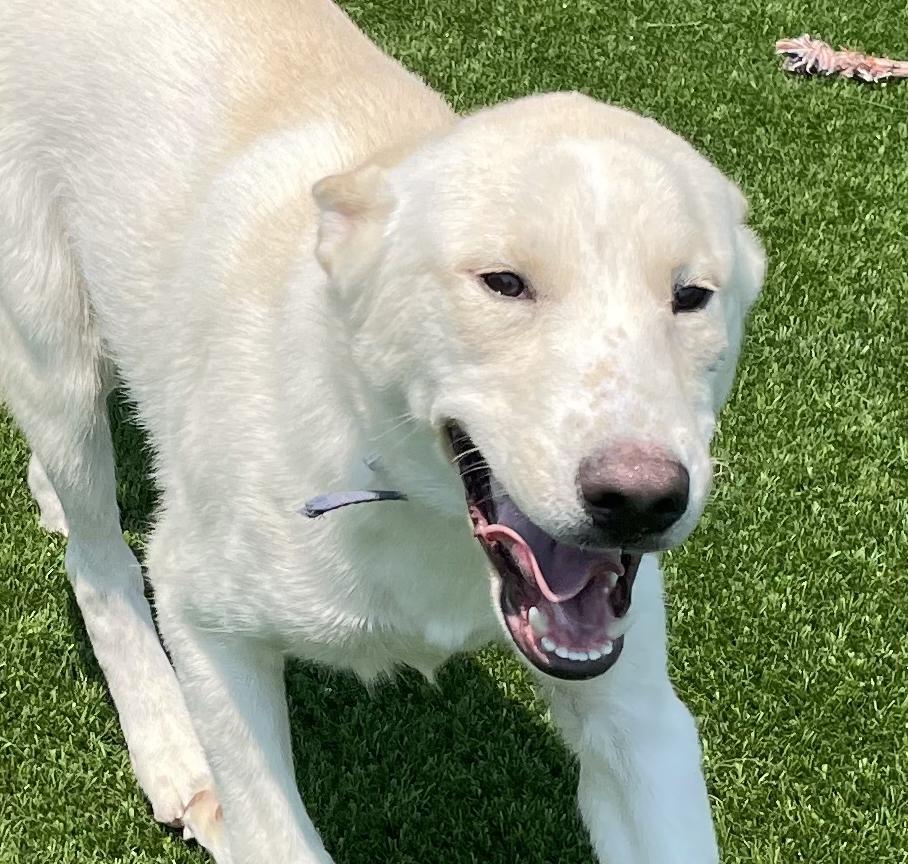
{"left": 2, "top": 1, "right": 907, "bottom": 862}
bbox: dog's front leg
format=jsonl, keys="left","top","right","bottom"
{"left": 164, "top": 619, "right": 333, "bottom": 864}
{"left": 537, "top": 556, "right": 718, "bottom": 864}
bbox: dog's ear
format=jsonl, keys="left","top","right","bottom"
{"left": 724, "top": 182, "right": 765, "bottom": 311}
{"left": 712, "top": 220, "right": 766, "bottom": 412}
{"left": 731, "top": 223, "right": 766, "bottom": 312}
{"left": 313, "top": 164, "right": 393, "bottom": 285}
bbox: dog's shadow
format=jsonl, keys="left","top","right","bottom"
{"left": 287, "top": 660, "right": 593, "bottom": 864}
{"left": 82, "top": 393, "right": 595, "bottom": 864}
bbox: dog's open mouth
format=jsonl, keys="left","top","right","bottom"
{"left": 446, "top": 422, "right": 640, "bottom": 681}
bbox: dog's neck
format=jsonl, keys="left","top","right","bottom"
{"left": 340, "top": 392, "right": 469, "bottom": 526}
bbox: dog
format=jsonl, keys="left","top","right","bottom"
{"left": 0, "top": 0, "right": 765, "bottom": 861}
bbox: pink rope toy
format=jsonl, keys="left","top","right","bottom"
{"left": 776, "top": 34, "right": 908, "bottom": 83}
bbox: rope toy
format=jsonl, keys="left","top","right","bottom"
{"left": 776, "top": 34, "right": 908, "bottom": 82}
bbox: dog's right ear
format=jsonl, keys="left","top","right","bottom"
{"left": 313, "top": 164, "right": 393, "bottom": 286}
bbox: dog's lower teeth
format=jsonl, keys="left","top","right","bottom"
{"left": 535, "top": 627, "right": 617, "bottom": 663}
{"left": 543, "top": 640, "right": 612, "bottom": 662}
{"left": 528, "top": 606, "right": 549, "bottom": 637}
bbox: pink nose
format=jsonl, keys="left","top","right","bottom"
{"left": 578, "top": 443, "right": 689, "bottom": 543}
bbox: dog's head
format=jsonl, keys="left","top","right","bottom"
{"left": 314, "top": 92, "right": 764, "bottom": 679}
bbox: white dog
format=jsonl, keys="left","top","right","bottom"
{"left": 0, "top": 1, "right": 765, "bottom": 861}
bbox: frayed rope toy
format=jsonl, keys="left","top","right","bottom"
{"left": 777, "top": 34, "right": 908, "bottom": 83}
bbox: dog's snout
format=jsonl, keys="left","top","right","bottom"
{"left": 579, "top": 443, "right": 689, "bottom": 542}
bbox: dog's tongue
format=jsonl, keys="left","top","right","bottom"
{"left": 474, "top": 496, "right": 622, "bottom": 602}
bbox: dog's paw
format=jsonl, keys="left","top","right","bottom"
{"left": 151, "top": 779, "right": 230, "bottom": 862}
{"left": 181, "top": 789, "right": 232, "bottom": 863}
{"left": 132, "top": 739, "right": 230, "bottom": 860}
{"left": 130, "top": 726, "right": 211, "bottom": 824}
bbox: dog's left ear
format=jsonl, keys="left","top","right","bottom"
{"left": 731, "top": 223, "right": 766, "bottom": 312}
{"left": 313, "top": 164, "right": 394, "bottom": 286}
{"left": 725, "top": 183, "right": 766, "bottom": 311}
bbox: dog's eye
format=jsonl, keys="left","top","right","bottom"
{"left": 480, "top": 271, "right": 529, "bottom": 299}
{"left": 672, "top": 284, "right": 714, "bottom": 314}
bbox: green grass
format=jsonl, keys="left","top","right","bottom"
{"left": 2, "top": 1, "right": 908, "bottom": 861}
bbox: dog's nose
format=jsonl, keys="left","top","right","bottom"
{"left": 578, "top": 444, "right": 689, "bottom": 542}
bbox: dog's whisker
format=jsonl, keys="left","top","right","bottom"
{"left": 371, "top": 412, "right": 417, "bottom": 438}
{"left": 451, "top": 446, "right": 482, "bottom": 464}
{"left": 379, "top": 421, "right": 424, "bottom": 454}
{"left": 470, "top": 492, "right": 506, "bottom": 513}
{"left": 367, "top": 413, "right": 420, "bottom": 448}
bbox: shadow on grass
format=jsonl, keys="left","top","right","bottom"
{"left": 63, "top": 391, "right": 595, "bottom": 864}
{"left": 288, "top": 659, "right": 593, "bottom": 864}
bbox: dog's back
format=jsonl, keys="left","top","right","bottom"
{"left": 0, "top": 0, "right": 448, "bottom": 361}
{"left": 0, "top": 0, "right": 452, "bottom": 464}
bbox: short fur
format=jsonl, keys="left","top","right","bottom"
{"left": 0, "top": 1, "right": 764, "bottom": 861}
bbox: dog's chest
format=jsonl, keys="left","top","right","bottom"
{"left": 310, "top": 506, "right": 502, "bottom": 677}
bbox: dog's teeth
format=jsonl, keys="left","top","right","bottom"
{"left": 606, "top": 615, "right": 633, "bottom": 640}
{"left": 541, "top": 636, "right": 556, "bottom": 653}
{"left": 572, "top": 651, "right": 589, "bottom": 662}
{"left": 605, "top": 571, "right": 620, "bottom": 589}
{"left": 600, "top": 641, "right": 614, "bottom": 656}
{"left": 587, "top": 648, "right": 602, "bottom": 661}
{"left": 528, "top": 606, "right": 549, "bottom": 637}
{"left": 555, "top": 645, "right": 570, "bottom": 659}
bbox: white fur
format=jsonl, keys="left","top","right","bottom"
{"left": 0, "top": 1, "right": 764, "bottom": 862}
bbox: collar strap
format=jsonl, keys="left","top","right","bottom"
{"left": 301, "top": 489, "right": 407, "bottom": 518}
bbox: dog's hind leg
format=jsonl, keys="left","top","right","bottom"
{"left": 0, "top": 165, "right": 222, "bottom": 849}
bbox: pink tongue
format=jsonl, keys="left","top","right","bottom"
{"left": 472, "top": 499, "right": 623, "bottom": 603}
{"left": 474, "top": 521, "right": 573, "bottom": 602}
